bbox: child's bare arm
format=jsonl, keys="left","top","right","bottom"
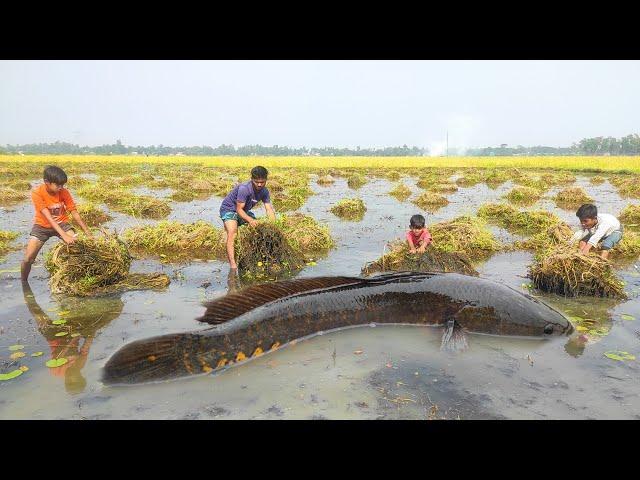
{"left": 235, "top": 202, "right": 258, "bottom": 226}
{"left": 70, "top": 210, "right": 92, "bottom": 236}
{"left": 41, "top": 209, "right": 75, "bottom": 243}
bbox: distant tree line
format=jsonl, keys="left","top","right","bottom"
{"left": 1, "top": 134, "right": 639, "bottom": 156}
{"left": 0, "top": 140, "right": 428, "bottom": 157}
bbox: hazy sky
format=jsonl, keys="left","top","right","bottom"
{"left": 1, "top": 60, "right": 639, "bottom": 152}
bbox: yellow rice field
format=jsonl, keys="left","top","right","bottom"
{"left": 1, "top": 155, "right": 640, "bottom": 172}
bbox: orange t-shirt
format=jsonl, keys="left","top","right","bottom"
{"left": 31, "top": 184, "right": 77, "bottom": 228}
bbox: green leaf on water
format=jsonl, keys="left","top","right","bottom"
{"left": 10, "top": 352, "right": 26, "bottom": 360}
{"left": 58, "top": 311, "right": 70, "bottom": 316}
{"left": 0, "top": 369, "right": 24, "bottom": 381}
{"left": 8, "top": 345, "right": 25, "bottom": 351}
{"left": 45, "top": 358, "right": 68, "bottom": 368}
{"left": 52, "top": 319, "right": 67, "bottom": 325}
{"left": 70, "top": 333, "right": 81, "bottom": 338}
{"left": 621, "top": 314, "right": 635, "bottom": 321}
{"left": 31, "top": 351, "right": 44, "bottom": 357}
{"left": 604, "top": 351, "right": 635, "bottom": 361}
{"left": 54, "top": 332, "right": 68, "bottom": 337}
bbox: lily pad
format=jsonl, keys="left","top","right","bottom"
{"left": 31, "top": 351, "right": 44, "bottom": 357}
{"left": 604, "top": 351, "right": 635, "bottom": 361}
{"left": 45, "top": 358, "right": 68, "bottom": 368}
{"left": 10, "top": 351, "right": 26, "bottom": 360}
{"left": 0, "top": 369, "right": 24, "bottom": 381}
{"left": 54, "top": 332, "right": 69, "bottom": 337}
{"left": 8, "top": 345, "right": 25, "bottom": 351}
{"left": 621, "top": 314, "right": 635, "bottom": 321}
{"left": 52, "top": 320, "right": 67, "bottom": 325}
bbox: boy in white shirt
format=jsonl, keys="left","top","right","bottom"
{"left": 569, "top": 204, "right": 623, "bottom": 260}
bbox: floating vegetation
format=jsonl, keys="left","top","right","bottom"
{"left": 455, "top": 172, "right": 484, "bottom": 187}
{"left": 429, "top": 216, "right": 502, "bottom": 260}
{"left": 277, "top": 213, "right": 335, "bottom": 255}
{"left": 75, "top": 203, "right": 113, "bottom": 227}
{"left": 235, "top": 221, "right": 306, "bottom": 279}
{"left": 477, "top": 203, "right": 560, "bottom": 234}
{"left": 330, "top": 198, "right": 367, "bottom": 220}
{"left": 514, "top": 222, "right": 573, "bottom": 255}
{"left": 619, "top": 204, "right": 640, "bottom": 227}
{"left": 106, "top": 194, "right": 171, "bottom": 219}
{"left": 0, "top": 187, "right": 28, "bottom": 205}
{"left": 428, "top": 182, "right": 458, "bottom": 194}
{"left": 388, "top": 183, "right": 412, "bottom": 201}
{"left": 413, "top": 192, "right": 449, "bottom": 211}
{"left": 361, "top": 240, "right": 478, "bottom": 276}
{"left": 612, "top": 176, "right": 640, "bottom": 199}
{"left": 611, "top": 230, "right": 640, "bottom": 259}
{"left": 541, "top": 172, "right": 576, "bottom": 186}
{"left": 45, "top": 234, "right": 170, "bottom": 296}
{"left": 384, "top": 170, "right": 402, "bottom": 181}
{"left": 483, "top": 169, "right": 511, "bottom": 189}
{"left": 4, "top": 179, "right": 33, "bottom": 190}
{"left": 271, "top": 191, "right": 306, "bottom": 212}
{"left": 503, "top": 186, "right": 543, "bottom": 206}
{"left": 554, "top": 187, "right": 593, "bottom": 209}
{"left": 589, "top": 175, "right": 606, "bottom": 185}
{"left": 0, "top": 230, "right": 19, "bottom": 260}
{"left": 346, "top": 174, "right": 367, "bottom": 190}
{"left": 528, "top": 246, "right": 626, "bottom": 299}
{"left": 123, "top": 221, "right": 226, "bottom": 261}
{"left": 317, "top": 175, "right": 336, "bottom": 186}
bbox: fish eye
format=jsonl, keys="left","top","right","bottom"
{"left": 544, "top": 324, "right": 554, "bottom": 335}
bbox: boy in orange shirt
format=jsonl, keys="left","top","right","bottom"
{"left": 21, "top": 165, "right": 92, "bottom": 282}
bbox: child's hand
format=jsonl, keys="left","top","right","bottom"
{"left": 417, "top": 246, "right": 426, "bottom": 254}
{"left": 409, "top": 248, "right": 417, "bottom": 254}
{"left": 248, "top": 219, "right": 258, "bottom": 228}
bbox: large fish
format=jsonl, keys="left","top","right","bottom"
{"left": 102, "top": 272, "right": 573, "bottom": 386}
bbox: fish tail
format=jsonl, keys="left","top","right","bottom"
{"left": 440, "top": 320, "right": 469, "bottom": 353}
{"left": 101, "top": 332, "right": 219, "bottom": 385}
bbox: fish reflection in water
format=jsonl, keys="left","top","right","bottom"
{"left": 21, "top": 282, "right": 124, "bottom": 394}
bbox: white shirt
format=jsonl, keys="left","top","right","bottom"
{"left": 570, "top": 213, "right": 621, "bottom": 246}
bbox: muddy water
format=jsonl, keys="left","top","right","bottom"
{"left": 1, "top": 173, "right": 639, "bottom": 419}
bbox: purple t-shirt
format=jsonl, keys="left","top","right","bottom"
{"left": 220, "top": 180, "right": 271, "bottom": 215}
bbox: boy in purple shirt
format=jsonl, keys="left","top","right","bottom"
{"left": 219, "top": 166, "right": 276, "bottom": 270}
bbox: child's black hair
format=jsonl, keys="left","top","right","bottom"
{"left": 251, "top": 166, "right": 269, "bottom": 179}
{"left": 410, "top": 214, "right": 426, "bottom": 228}
{"left": 43, "top": 165, "right": 68, "bottom": 185}
{"left": 576, "top": 203, "right": 597, "bottom": 220}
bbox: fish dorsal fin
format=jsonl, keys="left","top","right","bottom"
{"left": 197, "top": 276, "right": 365, "bottom": 325}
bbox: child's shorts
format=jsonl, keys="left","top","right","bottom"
{"left": 220, "top": 210, "right": 256, "bottom": 226}
{"left": 29, "top": 223, "right": 75, "bottom": 243}
{"left": 583, "top": 229, "right": 624, "bottom": 250}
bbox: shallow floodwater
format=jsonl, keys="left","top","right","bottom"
{"left": 1, "top": 173, "right": 639, "bottom": 419}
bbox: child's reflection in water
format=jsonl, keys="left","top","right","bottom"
{"left": 21, "top": 282, "right": 124, "bottom": 394}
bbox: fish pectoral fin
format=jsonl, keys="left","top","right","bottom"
{"left": 440, "top": 319, "right": 469, "bottom": 353}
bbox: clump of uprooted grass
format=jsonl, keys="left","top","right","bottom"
{"left": 346, "top": 174, "right": 367, "bottom": 190}
{"left": 483, "top": 169, "right": 511, "bottom": 189}
{"left": 477, "top": 203, "right": 561, "bottom": 234}
{"left": 513, "top": 222, "right": 573, "bottom": 254}
{"left": 554, "top": 187, "right": 593, "bottom": 209}
{"left": 234, "top": 221, "right": 306, "bottom": 279}
{"left": 541, "top": 172, "right": 576, "bottom": 186}
{"left": 455, "top": 171, "right": 485, "bottom": 187}
{"left": 0, "top": 187, "right": 28, "bottom": 205}
{"left": 388, "top": 183, "right": 412, "bottom": 201}
{"left": 413, "top": 192, "right": 449, "bottom": 211}
{"left": 589, "top": 175, "right": 606, "bottom": 185}
{"left": 271, "top": 191, "right": 306, "bottom": 212}
{"left": 429, "top": 182, "right": 458, "bottom": 194}
{"left": 330, "top": 198, "right": 367, "bottom": 220}
{"left": 4, "top": 179, "right": 33, "bottom": 191}
{"left": 123, "top": 221, "right": 226, "bottom": 261}
{"left": 75, "top": 203, "right": 113, "bottom": 227}
{"left": 106, "top": 194, "right": 171, "bottom": 219}
{"left": 528, "top": 245, "right": 626, "bottom": 299}
{"left": 619, "top": 204, "right": 640, "bottom": 227}
{"left": 611, "top": 230, "right": 640, "bottom": 259}
{"left": 361, "top": 240, "right": 478, "bottom": 276}
{"left": 503, "top": 186, "right": 543, "bottom": 206}
{"left": 276, "top": 213, "right": 335, "bottom": 255}
{"left": 317, "top": 175, "right": 336, "bottom": 186}
{"left": 0, "top": 230, "right": 19, "bottom": 260}
{"left": 429, "top": 216, "right": 502, "bottom": 260}
{"left": 44, "top": 233, "right": 170, "bottom": 296}
{"left": 513, "top": 174, "right": 549, "bottom": 192}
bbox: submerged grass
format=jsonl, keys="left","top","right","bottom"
{"left": 503, "top": 186, "right": 543, "bottom": 206}
{"left": 330, "top": 198, "right": 367, "bottom": 220}
{"left": 347, "top": 174, "right": 367, "bottom": 189}
{"left": 388, "top": 183, "right": 412, "bottom": 201}
{"left": 413, "top": 192, "right": 449, "bottom": 211}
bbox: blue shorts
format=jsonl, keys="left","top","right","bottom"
{"left": 583, "top": 229, "right": 624, "bottom": 250}
{"left": 220, "top": 210, "right": 256, "bottom": 226}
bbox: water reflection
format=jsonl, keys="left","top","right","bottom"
{"left": 21, "top": 283, "right": 124, "bottom": 394}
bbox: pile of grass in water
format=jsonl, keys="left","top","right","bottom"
{"left": 347, "top": 174, "right": 367, "bottom": 189}
{"left": 613, "top": 177, "right": 640, "bottom": 199}
{"left": 75, "top": 203, "right": 113, "bottom": 227}
{"left": 271, "top": 191, "right": 306, "bottom": 212}
{"left": 554, "top": 187, "right": 593, "bottom": 209}
{"left": 235, "top": 221, "right": 306, "bottom": 279}
{"left": 413, "top": 192, "right": 449, "bottom": 211}
{"left": 514, "top": 222, "right": 573, "bottom": 255}
{"left": 0, "top": 187, "right": 28, "bottom": 205}
{"left": 107, "top": 194, "right": 171, "bottom": 219}
{"left": 317, "top": 175, "right": 335, "bottom": 186}
{"left": 455, "top": 171, "right": 484, "bottom": 187}
{"left": 123, "top": 220, "right": 226, "bottom": 261}
{"left": 330, "top": 198, "right": 367, "bottom": 220}
{"left": 429, "top": 216, "right": 502, "bottom": 260}
{"left": 619, "top": 204, "right": 640, "bottom": 227}
{"left": 276, "top": 213, "right": 335, "bottom": 255}
{"left": 483, "top": 169, "right": 511, "bottom": 189}
{"left": 513, "top": 175, "right": 549, "bottom": 192}
{"left": 541, "top": 172, "right": 576, "bottom": 186}
{"left": 429, "top": 182, "right": 458, "bottom": 194}
{"left": 45, "top": 234, "right": 170, "bottom": 296}
{"left": 0, "top": 230, "right": 19, "bottom": 260}
{"left": 388, "top": 183, "right": 412, "bottom": 201}
{"left": 589, "top": 176, "right": 606, "bottom": 185}
{"left": 528, "top": 245, "right": 626, "bottom": 299}
{"left": 477, "top": 203, "right": 561, "bottom": 234}
{"left": 610, "top": 231, "right": 640, "bottom": 259}
{"left": 4, "top": 179, "right": 33, "bottom": 191}
{"left": 361, "top": 240, "right": 478, "bottom": 276}
{"left": 503, "top": 186, "right": 543, "bottom": 206}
